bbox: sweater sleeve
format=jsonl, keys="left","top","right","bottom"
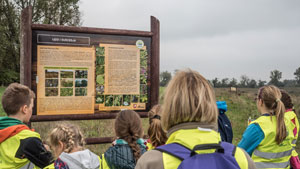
{"left": 16, "top": 137, "right": 54, "bottom": 168}
{"left": 238, "top": 123, "right": 264, "bottom": 156}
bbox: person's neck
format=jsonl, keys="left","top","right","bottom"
{"left": 69, "top": 146, "right": 83, "bottom": 154}
{"left": 8, "top": 113, "right": 24, "bottom": 123}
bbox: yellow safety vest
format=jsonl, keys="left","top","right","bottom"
{"left": 100, "top": 154, "right": 110, "bottom": 169}
{"left": 250, "top": 116, "right": 294, "bottom": 169}
{"left": 146, "top": 142, "right": 155, "bottom": 151}
{"left": 0, "top": 129, "right": 41, "bottom": 169}
{"left": 285, "top": 111, "right": 299, "bottom": 147}
{"left": 162, "top": 128, "right": 249, "bottom": 169}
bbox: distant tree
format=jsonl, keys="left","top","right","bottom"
{"left": 160, "top": 71, "right": 172, "bottom": 87}
{"left": 212, "top": 78, "right": 221, "bottom": 88}
{"left": 294, "top": 67, "right": 300, "bottom": 86}
{"left": 269, "top": 70, "right": 282, "bottom": 87}
{"left": 229, "top": 78, "right": 238, "bottom": 87}
{"left": 258, "top": 80, "right": 267, "bottom": 87}
{"left": 282, "top": 79, "right": 297, "bottom": 87}
{"left": 239, "top": 75, "right": 250, "bottom": 88}
{"left": 221, "top": 78, "right": 229, "bottom": 87}
{"left": 174, "top": 69, "right": 179, "bottom": 75}
{"left": 248, "top": 79, "right": 257, "bottom": 88}
{"left": 0, "top": 0, "right": 81, "bottom": 85}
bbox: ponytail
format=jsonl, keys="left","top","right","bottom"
{"left": 148, "top": 118, "right": 168, "bottom": 147}
{"left": 124, "top": 135, "right": 141, "bottom": 161}
{"left": 275, "top": 99, "right": 287, "bottom": 144}
{"left": 115, "top": 110, "right": 144, "bottom": 162}
{"left": 259, "top": 86, "right": 287, "bottom": 145}
{"left": 148, "top": 105, "right": 167, "bottom": 148}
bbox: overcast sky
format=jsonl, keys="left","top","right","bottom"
{"left": 80, "top": 0, "right": 300, "bottom": 81}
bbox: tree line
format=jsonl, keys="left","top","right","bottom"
{"left": 160, "top": 68, "right": 300, "bottom": 88}
{"left": 0, "top": 0, "right": 81, "bottom": 86}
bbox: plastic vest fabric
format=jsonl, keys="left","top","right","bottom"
{"left": 146, "top": 141, "right": 155, "bottom": 151}
{"left": 250, "top": 116, "right": 294, "bottom": 169}
{"left": 161, "top": 128, "right": 249, "bottom": 169}
{"left": 285, "top": 110, "right": 299, "bottom": 150}
{"left": 0, "top": 129, "right": 41, "bottom": 169}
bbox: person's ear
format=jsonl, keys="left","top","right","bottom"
{"left": 20, "top": 104, "right": 28, "bottom": 114}
{"left": 58, "top": 141, "right": 64, "bottom": 150}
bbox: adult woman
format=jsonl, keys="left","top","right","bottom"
{"left": 238, "top": 86, "right": 294, "bottom": 169}
{"left": 136, "top": 69, "right": 255, "bottom": 169}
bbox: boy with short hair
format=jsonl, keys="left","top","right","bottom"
{"left": 0, "top": 83, "right": 53, "bottom": 169}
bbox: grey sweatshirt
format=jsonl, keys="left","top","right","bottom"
{"left": 59, "top": 149, "right": 100, "bottom": 169}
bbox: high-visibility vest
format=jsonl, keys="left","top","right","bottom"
{"left": 0, "top": 129, "right": 41, "bottom": 169}
{"left": 161, "top": 128, "right": 249, "bottom": 169}
{"left": 250, "top": 116, "right": 294, "bottom": 169}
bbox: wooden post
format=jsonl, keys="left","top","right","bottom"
{"left": 150, "top": 16, "right": 160, "bottom": 106}
{"left": 20, "top": 6, "right": 32, "bottom": 88}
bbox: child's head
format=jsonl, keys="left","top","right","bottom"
{"left": 148, "top": 105, "right": 167, "bottom": 147}
{"left": 162, "top": 69, "right": 218, "bottom": 131}
{"left": 257, "top": 85, "right": 286, "bottom": 144}
{"left": 280, "top": 90, "right": 294, "bottom": 111}
{"left": 115, "top": 110, "right": 143, "bottom": 161}
{"left": 1, "top": 83, "right": 35, "bottom": 122}
{"left": 49, "top": 123, "right": 85, "bottom": 158}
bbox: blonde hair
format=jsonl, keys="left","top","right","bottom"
{"left": 148, "top": 105, "right": 167, "bottom": 148}
{"left": 162, "top": 69, "right": 218, "bottom": 131}
{"left": 115, "top": 110, "right": 143, "bottom": 161}
{"left": 49, "top": 123, "right": 85, "bottom": 154}
{"left": 258, "top": 85, "right": 286, "bottom": 144}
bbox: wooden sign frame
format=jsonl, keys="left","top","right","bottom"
{"left": 20, "top": 6, "right": 159, "bottom": 144}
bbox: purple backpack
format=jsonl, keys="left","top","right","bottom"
{"left": 156, "top": 142, "right": 241, "bottom": 169}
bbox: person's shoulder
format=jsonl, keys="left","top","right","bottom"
{"left": 136, "top": 150, "right": 164, "bottom": 169}
{"left": 18, "top": 129, "right": 41, "bottom": 138}
{"left": 235, "top": 147, "right": 257, "bottom": 169}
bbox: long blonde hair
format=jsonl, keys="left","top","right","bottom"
{"left": 115, "top": 110, "right": 143, "bottom": 161}
{"left": 49, "top": 123, "right": 85, "bottom": 154}
{"left": 258, "top": 85, "right": 286, "bottom": 144}
{"left": 148, "top": 105, "right": 167, "bottom": 148}
{"left": 162, "top": 69, "right": 218, "bottom": 131}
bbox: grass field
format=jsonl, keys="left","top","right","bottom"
{"left": 1, "top": 86, "right": 300, "bottom": 155}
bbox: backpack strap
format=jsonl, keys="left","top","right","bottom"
{"left": 155, "top": 142, "right": 237, "bottom": 161}
{"left": 155, "top": 143, "right": 191, "bottom": 160}
{"left": 220, "top": 142, "right": 237, "bottom": 156}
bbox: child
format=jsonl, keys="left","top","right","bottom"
{"left": 281, "top": 90, "right": 300, "bottom": 169}
{"left": 147, "top": 105, "right": 167, "bottom": 150}
{"left": 48, "top": 123, "right": 100, "bottom": 169}
{"left": 101, "top": 110, "right": 147, "bottom": 169}
{"left": 136, "top": 69, "right": 255, "bottom": 169}
{"left": 238, "top": 85, "right": 294, "bottom": 169}
{"left": 0, "top": 83, "right": 53, "bottom": 168}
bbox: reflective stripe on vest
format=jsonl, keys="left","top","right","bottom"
{"left": 292, "top": 139, "right": 297, "bottom": 145}
{"left": 253, "top": 149, "right": 293, "bottom": 159}
{"left": 255, "top": 161, "right": 290, "bottom": 169}
{"left": 250, "top": 116, "right": 293, "bottom": 169}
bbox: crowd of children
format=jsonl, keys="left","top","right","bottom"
{"left": 0, "top": 68, "right": 299, "bottom": 169}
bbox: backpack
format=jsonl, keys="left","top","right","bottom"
{"left": 156, "top": 142, "right": 240, "bottom": 169}
{"left": 217, "top": 101, "right": 233, "bottom": 143}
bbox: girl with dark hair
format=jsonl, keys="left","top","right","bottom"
{"left": 281, "top": 90, "right": 300, "bottom": 169}
{"left": 101, "top": 110, "right": 147, "bottom": 169}
{"left": 238, "top": 85, "right": 294, "bottom": 169}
